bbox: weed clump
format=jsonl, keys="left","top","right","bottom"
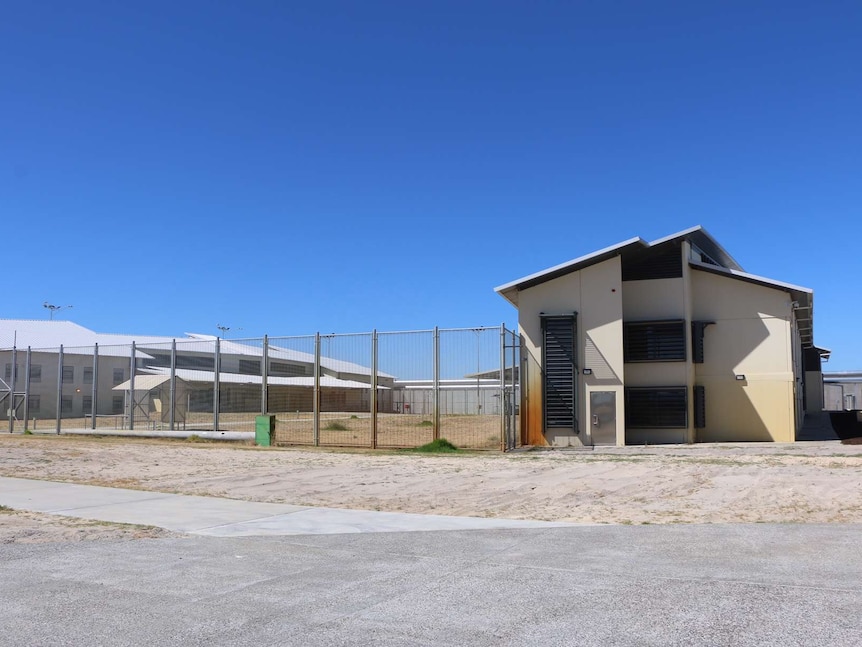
{"left": 414, "top": 438, "right": 459, "bottom": 453}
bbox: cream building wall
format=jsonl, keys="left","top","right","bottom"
{"left": 690, "top": 270, "right": 796, "bottom": 442}
{"left": 621, "top": 273, "right": 690, "bottom": 444}
{"left": 518, "top": 256, "right": 624, "bottom": 446}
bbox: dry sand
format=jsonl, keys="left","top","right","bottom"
{"left": 2, "top": 435, "right": 862, "bottom": 543}
{"left": 0, "top": 507, "right": 177, "bottom": 544}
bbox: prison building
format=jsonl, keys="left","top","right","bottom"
{"left": 495, "top": 226, "right": 827, "bottom": 447}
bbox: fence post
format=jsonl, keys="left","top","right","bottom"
{"left": 55, "top": 345, "right": 63, "bottom": 434}
{"left": 91, "top": 344, "right": 99, "bottom": 430}
{"left": 433, "top": 326, "right": 440, "bottom": 441}
{"left": 500, "top": 323, "right": 506, "bottom": 451}
{"left": 313, "top": 333, "right": 321, "bottom": 446}
{"left": 510, "top": 329, "right": 517, "bottom": 449}
{"left": 213, "top": 337, "right": 220, "bottom": 432}
{"left": 261, "top": 335, "right": 268, "bottom": 415}
{"left": 23, "top": 347, "right": 31, "bottom": 432}
{"left": 129, "top": 342, "right": 136, "bottom": 431}
{"left": 8, "top": 345, "right": 16, "bottom": 433}
{"left": 169, "top": 339, "right": 177, "bottom": 431}
{"left": 371, "top": 329, "right": 378, "bottom": 449}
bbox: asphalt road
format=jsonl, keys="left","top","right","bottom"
{"left": 3, "top": 523, "right": 860, "bottom": 646}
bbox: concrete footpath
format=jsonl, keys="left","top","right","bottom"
{"left": 0, "top": 476, "right": 575, "bottom": 536}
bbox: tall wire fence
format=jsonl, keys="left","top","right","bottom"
{"left": 1, "top": 326, "right": 521, "bottom": 451}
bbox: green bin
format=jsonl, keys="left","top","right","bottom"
{"left": 255, "top": 415, "right": 275, "bottom": 447}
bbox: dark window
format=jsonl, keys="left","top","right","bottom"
{"left": 30, "top": 365, "right": 42, "bottom": 383}
{"left": 61, "top": 396, "right": 73, "bottom": 413}
{"left": 113, "top": 368, "right": 125, "bottom": 386}
{"left": 542, "top": 315, "right": 578, "bottom": 430}
{"left": 625, "top": 387, "right": 687, "bottom": 428}
{"left": 624, "top": 321, "right": 686, "bottom": 362}
{"left": 621, "top": 244, "right": 682, "bottom": 281}
{"left": 693, "top": 386, "right": 705, "bottom": 428}
{"left": 62, "top": 366, "right": 74, "bottom": 383}
{"left": 83, "top": 396, "right": 93, "bottom": 414}
{"left": 239, "top": 359, "right": 261, "bottom": 375}
{"left": 83, "top": 367, "right": 94, "bottom": 384}
{"left": 112, "top": 396, "right": 124, "bottom": 414}
{"left": 29, "top": 395, "right": 40, "bottom": 413}
{"left": 4, "top": 363, "right": 18, "bottom": 382}
{"left": 270, "top": 362, "right": 307, "bottom": 377}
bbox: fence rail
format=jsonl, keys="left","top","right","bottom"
{"left": 2, "top": 325, "right": 521, "bottom": 451}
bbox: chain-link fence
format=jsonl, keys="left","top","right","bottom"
{"left": 1, "top": 326, "right": 521, "bottom": 450}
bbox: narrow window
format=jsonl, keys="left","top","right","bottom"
{"left": 29, "top": 395, "right": 41, "bottom": 413}
{"left": 625, "top": 387, "right": 687, "bottom": 428}
{"left": 30, "top": 365, "right": 42, "bottom": 383}
{"left": 83, "top": 395, "right": 93, "bottom": 415}
{"left": 113, "top": 368, "right": 125, "bottom": 386}
{"left": 83, "top": 367, "right": 94, "bottom": 384}
{"left": 61, "top": 396, "right": 73, "bottom": 413}
{"left": 62, "top": 366, "right": 74, "bottom": 383}
{"left": 694, "top": 386, "right": 706, "bottom": 428}
{"left": 112, "top": 396, "right": 124, "bottom": 414}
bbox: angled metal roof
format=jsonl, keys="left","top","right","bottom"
{"left": 494, "top": 226, "right": 743, "bottom": 307}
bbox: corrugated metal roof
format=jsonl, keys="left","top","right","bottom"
{"left": 0, "top": 320, "right": 387, "bottom": 376}
{"left": 139, "top": 367, "right": 382, "bottom": 389}
{"left": 112, "top": 374, "right": 175, "bottom": 391}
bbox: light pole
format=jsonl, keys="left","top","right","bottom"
{"left": 43, "top": 303, "right": 73, "bottom": 320}
{"left": 216, "top": 325, "right": 242, "bottom": 338}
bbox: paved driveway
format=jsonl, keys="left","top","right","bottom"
{"left": 3, "top": 523, "right": 860, "bottom": 646}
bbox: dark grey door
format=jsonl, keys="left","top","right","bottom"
{"left": 590, "top": 391, "right": 616, "bottom": 445}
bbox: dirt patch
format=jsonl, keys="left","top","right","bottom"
{"left": 1, "top": 434, "right": 862, "bottom": 526}
{"left": 0, "top": 506, "right": 179, "bottom": 544}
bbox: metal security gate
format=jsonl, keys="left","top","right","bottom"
{"left": 542, "top": 315, "right": 578, "bottom": 438}
{"left": 502, "top": 327, "right": 519, "bottom": 451}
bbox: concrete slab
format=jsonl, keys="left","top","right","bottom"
{"left": 0, "top": 477, "right": 574, "bottom": 536}
{"left": 194, "top": 507, "right": 576, "bottom": 537}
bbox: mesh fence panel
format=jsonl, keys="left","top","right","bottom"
{"left": 377, "top": 330, "right": 434, "bottom": 448}
{"left": 4, "top": 325, "right": 516, "bottom": 450}
{"left": 319, "top": 333, "right": 373, "bottom": 447}
{"left": 173, "top": 338, "right": 217, "bottom": 431}
{"left": 439, "top": 327, "right": 503, "bottom": 449}
{"left": 135, "top": 340, "right": 179, "bottom": 431}
{"left": 214, "top": 337, "right": 265, "bottom": 433}
{"left": 268, "top": 335, "right": 316, "bottom": 445}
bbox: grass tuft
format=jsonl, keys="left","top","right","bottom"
{"left": 417, "top": 420, "right": 433, "bottom": 427}
{"left": 414, "top": 438, "right": 459, "bottom": 453}
{"left": 325, "top": 421, "right": 349, "bottom": 431}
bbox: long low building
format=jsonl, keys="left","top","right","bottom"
{"left": 0, "top": 320, "right": 393, "bottom": 424}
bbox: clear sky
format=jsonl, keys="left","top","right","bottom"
{"left": 2, "top": 1, "right": 861, "bottom": 368}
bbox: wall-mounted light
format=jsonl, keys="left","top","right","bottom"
{"left": 735, "top": 374, "right": 746, "bottom": 381}
{"left": 583, "top": 368, "right": 592, "bottom": 375}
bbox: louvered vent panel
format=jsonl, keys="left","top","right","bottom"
{"left": 543, "top": 316, "right": 577, "bottom": 429}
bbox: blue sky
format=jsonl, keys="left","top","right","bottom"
{"left": 2, "top": 1, "right": 860, "bottom": 368}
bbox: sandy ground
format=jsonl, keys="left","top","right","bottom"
{"left": 0, "top": 507, "right": 177, "bottom": 544}
{"left": 2, "top": 435, "right": 862, "bottom": 542}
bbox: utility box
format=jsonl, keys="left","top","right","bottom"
{"left": 255, "top": 415, "right": 275, "bottom": 446}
